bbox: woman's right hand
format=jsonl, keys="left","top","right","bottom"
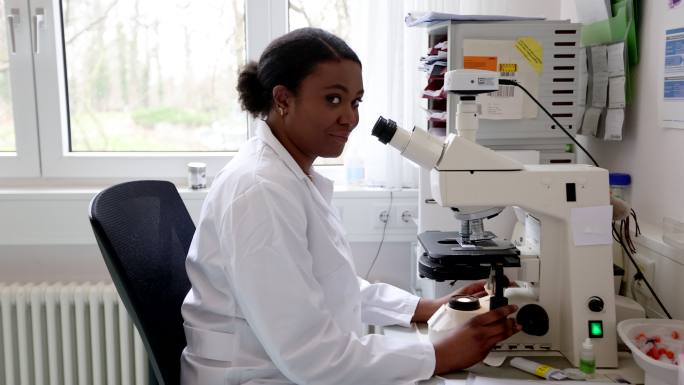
{"left": 432, "top": 304, "right": 521, "bottom": 375}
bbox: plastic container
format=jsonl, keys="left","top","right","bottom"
{"left": 609, "top": 172, "right": 632, "bottom": 201}
{"left": 187, "top": 162, "right": 207, "bottom": 189}
{"left": 580, "top": 338, "right": 596, "bottom": 376}
{"left": 617, "top": 318, "right": 684, "bottom": 385}
{"left": 344, "top": 149, "right": 365, "bottom": 186}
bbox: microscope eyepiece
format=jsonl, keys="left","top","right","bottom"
{"left": 372, "top": 116, "right": 397, "bottom": 144}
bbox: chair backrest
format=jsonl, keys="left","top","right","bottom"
{"left": 89, "top": 180, "right": 194, "bottom": 385}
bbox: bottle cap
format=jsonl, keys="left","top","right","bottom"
{"left": 583, "top": 337, "right": 593, "bottom": 350}
{"left": 609, "top": 173, "right": 631, "bottom": 186}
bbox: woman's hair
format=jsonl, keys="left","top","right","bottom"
{"left": 237, "top": 27, "right": 361, "bottom": 117}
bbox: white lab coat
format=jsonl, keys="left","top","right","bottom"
{"left": 180, "top": 120, "right": 435, "bottom": 385}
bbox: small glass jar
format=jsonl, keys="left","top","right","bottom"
{"left": 187, "top": 162, "right": 207, "bottom": 189}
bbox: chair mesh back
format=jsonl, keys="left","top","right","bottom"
{"left": 89, "top": 181, "right": 194, "bottom": 385}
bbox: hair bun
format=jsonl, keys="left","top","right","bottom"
{"left": 237, "top": 61, "right": 268, "bottom": 117}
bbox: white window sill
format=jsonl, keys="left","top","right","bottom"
{"left": 0, "top": 182, "right": 418, "bottom": 246}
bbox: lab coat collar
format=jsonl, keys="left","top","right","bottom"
{"left": 253, "top": 119, "right": 334, "bottom": 204}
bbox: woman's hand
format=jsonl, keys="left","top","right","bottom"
{"left": 433, "top": 305, "right": 521, "bottom": 374}
{"left": 411, "top": 280, "right": 489, "bottom": 323}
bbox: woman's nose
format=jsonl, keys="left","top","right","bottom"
{"left": 338, "top": 105, "right": 358, "bottom": 126}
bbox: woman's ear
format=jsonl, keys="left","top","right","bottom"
{"left": 272, "top": 85, "right": 292, "bottom": 116}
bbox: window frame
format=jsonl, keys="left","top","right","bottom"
{"left": 6, "top": 0, "right": 290, "bottom": 179}
{"left": 0, "top": 0, "right": 41, "bottom": 177}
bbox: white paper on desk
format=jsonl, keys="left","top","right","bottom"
{"left": 604, "top": 108, "right": 625, "bottom": 141}
{"left": 580, "top": 107, "right": 602, "bottom": 136}
{"left": 467, "top": 374, "right": 610, "bottom": 385}
{"left": 607, "top": 42, "right": 626, "bottom": 77}
{"left": 570, "top": 206, "right": 613, "bottom": 246}
{"left": 591, "top": 72, "right": 608, "bottom": 108}
{"left": 463, "top": 39, "right": 539, "bottom": 120}
{"left": 608, "top": 76, "right": 626, "bottom": 108}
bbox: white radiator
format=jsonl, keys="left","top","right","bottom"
{"left": 0, "top": 282, "right": 149, "bottom": 385}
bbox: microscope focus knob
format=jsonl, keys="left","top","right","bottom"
{"left": 516, "top": 304, "right": 549, "bottom": 336}
{"left": 587, "top": 296, "right": 605, "bottom": 312}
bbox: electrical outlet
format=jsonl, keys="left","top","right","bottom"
{"left": 394, "top": 205, "right": 418, "bottom": 228}
{"left": 373, "top": 205, "right": 391, "bottom": 229}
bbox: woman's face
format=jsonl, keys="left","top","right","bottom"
{"left": 285, "top": 59, "right": 364, "bottom": 159}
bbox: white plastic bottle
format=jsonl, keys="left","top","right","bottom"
{"left": 579, "top": 338, "right": 596, "bottom": 377}
{"left": 344, "top": 149, "right": 365, "bottom": 186}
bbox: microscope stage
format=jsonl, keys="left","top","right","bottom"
{"left": 418, "top": 231, "right": 521, "bottom": 281}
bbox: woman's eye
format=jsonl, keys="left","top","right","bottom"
{"left": 352, "top": 98, "right": 363, "bottom": 108}
{"left": 327, "top": 95, "right": 342, "bottom": 104}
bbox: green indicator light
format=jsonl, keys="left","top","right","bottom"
{"left": 589, "top": 321, "right": 604, "bottom": 337}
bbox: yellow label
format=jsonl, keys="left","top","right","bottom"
{"left": 499, "top": 63, "right": 518, "bottom": 73}
{"left": 464, "top": 56, "right": 498, "bottom": 71}
{"left": 534, "top": 365, "right": 553, "bottom": 378}
{"left": 515, "top": 37, "right": 543, "bottom": 74}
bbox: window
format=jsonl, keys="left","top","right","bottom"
{"left": 0, "top": 5, "right": 16, "bottom": 153}
{"left": 62, "top": 0, "right": 247, "bottom": 153}
{"left": 288, "top": 0, "right": 357, "bottom": 167}
{"left": 3, "top": 0, "right": 394, "bottom": 179}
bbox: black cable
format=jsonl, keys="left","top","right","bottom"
{"left": 499, "top": 79, "right": 600, "bottom": 168}
{"left": 612, "top": 223, "right": 673, "bottom": 319}
{"left": 365, "top": 190, "right": 393, "bottom": 280}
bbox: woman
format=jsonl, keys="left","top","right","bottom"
{"left": 181, "top": 27, "right": 520, "bottom": 385}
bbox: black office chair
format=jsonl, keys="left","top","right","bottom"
{"left": 89, "top": 180, "right": 194, "bottom": 385}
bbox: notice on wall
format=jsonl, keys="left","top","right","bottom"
{"left": 662, "top": 27, "right": 684, "bottom": 128}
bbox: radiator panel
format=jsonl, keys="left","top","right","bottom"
{"left": 0, "top": 283, "right": 148, "bottom": 385}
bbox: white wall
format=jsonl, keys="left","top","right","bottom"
{"left": 562, "top": 0, "right": 684, "bottom": 318}
{"left": 0, "top": 189, "right": 419, "bottom": 291}
{"left": 564, "top": 1, "right": 684, "bottom": 227}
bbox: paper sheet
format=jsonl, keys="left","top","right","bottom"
{"left": 580, "top": 107, "right": 602, "bottom": 137}
{"left": 463, "top": 39, "right": 539, "bottom": 120}
{"left": 570, "top": 206, "right": 613, "bottom": 246}
{"left": 574, "top": 0, "right": 610, "bottom": 24}
{"left": 589, "top": 46, "right": 609, "bottom": 108}
{"left": 578, "top": 48, "right": 589, "bottom": 106}
{"left": 590, "top": 73, "right": 608, "bottom": 108}
{"left": 604, "top": 108, "right": 625, "bottom": 141}
{"left": 662, "top": 26, "right": 684, "bottom": 128}
{"left": 607, "top": 42, "right": 626, "bottom": 77}
{"left": 467, "top": 375, "right": 611, "bottom": 385}
{"left": 608, "top": 76, "right": 626, "bottom": 108}
{"left": 590, "top": 45, "right": 608, "bottom": 73}
{"left": 405, "top": 12, "right": 543, "bottom": 27}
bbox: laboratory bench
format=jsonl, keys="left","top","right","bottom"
{"left": 382, "top": 323, "right": 645, "bottom": 384}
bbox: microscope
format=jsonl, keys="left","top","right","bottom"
{"left": 372, "top": 70, "right": 618, "bottom": 368}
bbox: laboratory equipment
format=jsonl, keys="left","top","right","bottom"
{"left": 509, "top": 357, "right": 568, "bottom": 380}
{"left": 372, "top": 69, "right": 618, "bottom": 368}
{"left": 618, "top": 318, "right": 684, "bottom": 385}
{"left": 187, "top": 162, "right": 207, "bottom": 189}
